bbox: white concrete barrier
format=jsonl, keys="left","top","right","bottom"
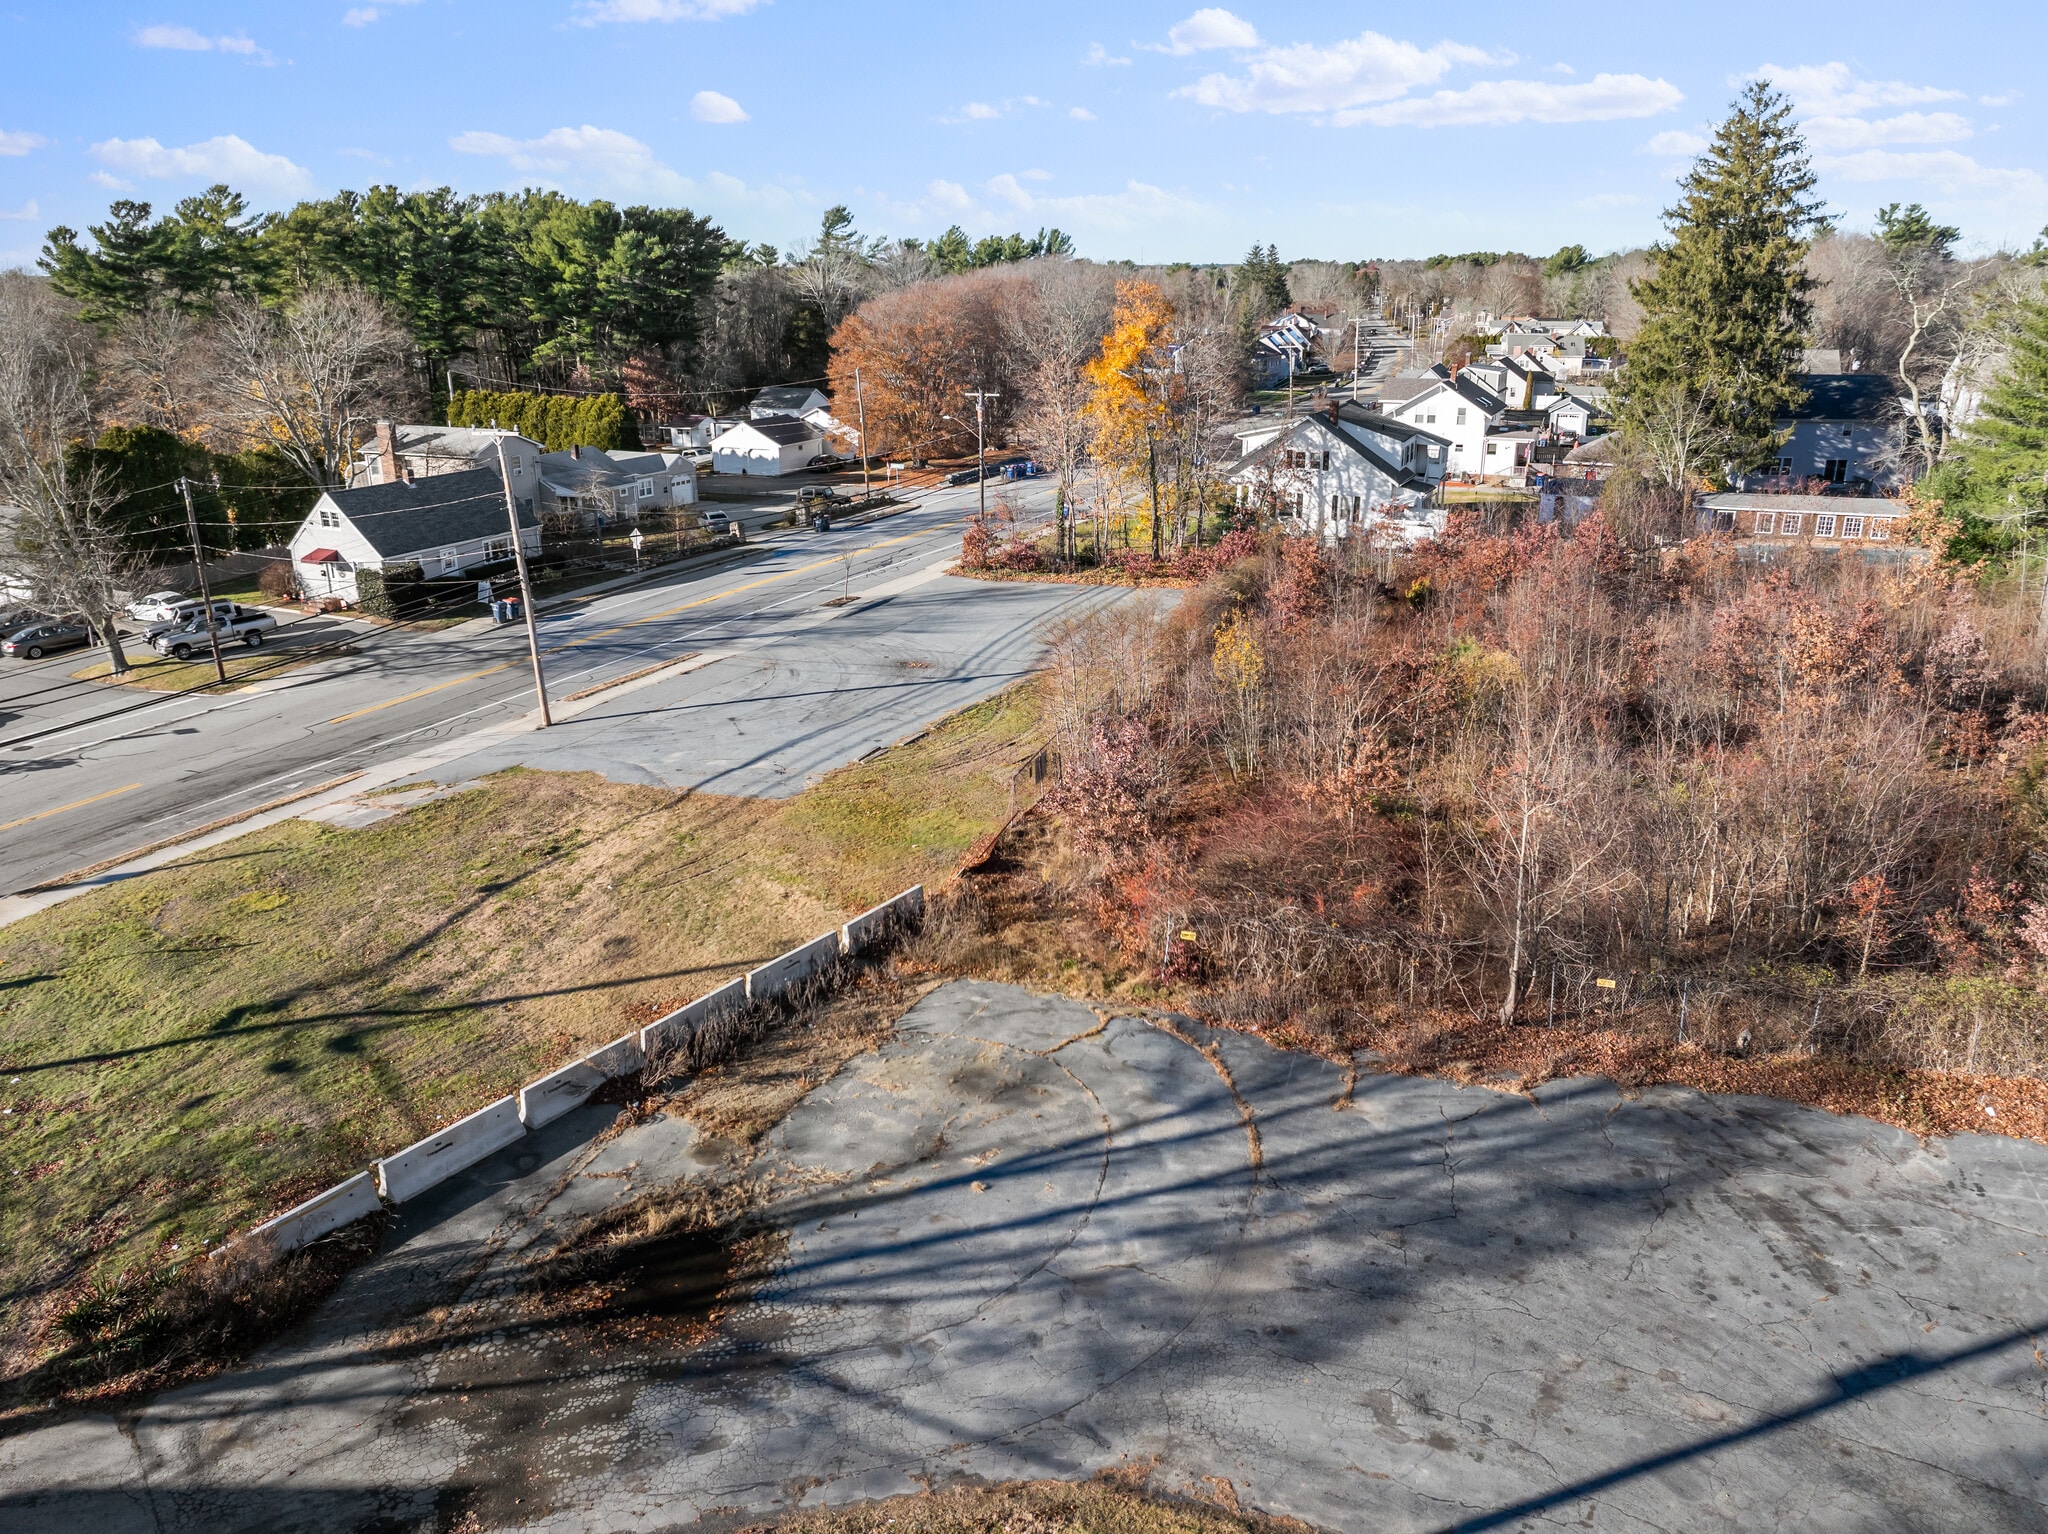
{"left": 246, "top": 1171, "right": 381, "bottom": 1255}
{"left": 747, "top": 930, "right": 842, "bottom": 1003}
{"left": 639, "top": 976, "right": 746, "bottom": 1060}
{"left": 375, "top": 1095, "right": 524, "bottom": 1203}
{"left": 841, "top": 884, "right": 926, "bottom": 956}
{"left": 518, "top": 1033, "right": 645, "bottom": 1128}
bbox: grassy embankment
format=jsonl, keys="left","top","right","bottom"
{"left": 0, "top": 681, "right": 1042, "bottom": 1381}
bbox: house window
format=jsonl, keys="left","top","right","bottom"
{"left": 1816, "top": 514, "right": 1837, "bottom": 537}
{"left": 1781, "top": 513, "right": 1802, "bottom": 536}
{"left": 1456, "top": 408, "right": 1467, "bottom": 425}
{"left": 439, "top": 547, "right": 459, "bottom": 573}
{"left": 1754, "top": 511, "right": 1776, "bottom": 534}
{"left": 1775, "top": 458, "right": 1794, "bottom": 476}
{"left": 1869, "top": 518, "right": 1892, "bottom": 541}
{"left": 637, "top": 477, "right": 655, "bottom": 499}
{"left": 1843, "top": 515, "right": 1866, "bottom": 538}
{"left": 1486, "top": 442, "right": 1498, "bottom": 455}
{"left": 1823, "top": 459, "right": 1848, "bottom": 484}
{"left": 483, "top": 536, "right": 511, "bottom": 562}
{"left": 318, "top": 506, "right": 339, "bottom": 528}
{"left": 1428, "top": 445, "right": 1441, "bottom": 459}
{"left": 1424, "top": 413, "right": 1436, "bottom": 424}
{"left": 511, "top": 454, "right": 523, "bottom": 471}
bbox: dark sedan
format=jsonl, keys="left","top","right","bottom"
{"left": 3, "top": 620, "right": 94, "bottom": 659}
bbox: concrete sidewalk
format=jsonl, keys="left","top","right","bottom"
{"left": 4, "top": 980, "right": 2042, "bottom": 1531}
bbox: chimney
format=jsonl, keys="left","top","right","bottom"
{"left": 376, "top": 420, "right": 399, "bottom": 485}
{"left": 571, "top": 444, "right": 581, "bottom": 460}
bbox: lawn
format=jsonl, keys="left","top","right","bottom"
{"left": 0, "top": 681, "right": 1044, "bottom": 1381}
{"left": 73, "top": 643, "right": 350, "bottom": 692}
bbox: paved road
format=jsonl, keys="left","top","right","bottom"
{"left": 6, "top": 980, "right": 2041, "bottom": 1531}
{"left": 0, "top": 482, "right": 1076, "bottom": 894}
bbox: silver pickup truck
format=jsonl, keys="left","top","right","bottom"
{"left": 149, "top": 604, "right": 278, "bottom": 660}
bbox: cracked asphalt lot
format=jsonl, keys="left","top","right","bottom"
{"left": 4, "top": 980, "right": 2045, "bottom": 1531}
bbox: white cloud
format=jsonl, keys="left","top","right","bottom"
{"left": 1085, "top": 42, "right": 1130, "bottom": 67}
{"left": 1645, "top": 128, "right": 1710, "bottom": 156}
{"left": 0, "top": 130, "right": 47, "bottom": 157}
{"left": 893, "top": 174, "right": 1214, "bottom": 242}
{"left": 0, "top": 200, "right": 38, "bottom": 221}
{"left": 1151, "top": 8, "right": 1261, "bottom": 55}
{"left": 88, "top": 171, "right": 133, "bottom": 191}
{"left": 1818, "top": 148, "right": 2048, "bottom": 204}
{"left": 90, "top": 134, "right": 311, "bottom": 196}
{"left": 1176, "top": 30, "right": 1499, "bottom": 116}
{"left": 962, "top": 102, "right": 1001, "bottom": 120}
{"left": 449, "top": 122, "right": 801, "bottom": 214}
{"left": 690, "top": 89, "right": 749, "bottom": 123}
{"left": 343, "top": 0, "right": 423, "bottom": 24}
{"left": 573, "top": 0, "right": 767, "bottom": 22}
{"left": 132, "top": 23, "right": 266, "bottom": 58}
{"left": 1757, "top": 61, "right": 1963, "bottom": 118}
{"left": 1069, "top": 106, "right": 1097, "bottom": 121}
{"left": 1019, "top": 168, "right": 1053, "bottom": 182}
{"left": 1352, "top": 72, "right": 1682, "bottom": 127}
{"left": 1979, "top": 93, "right": 2016, "bottom": 108}
{"left": 1548, "top": 62, "right": 1575, "bottom": 76}
{"left": 133, "top": 24, "right": 213, "bottom": 50}
{"left": 1801, "top": 110, "right": 1972, "bottom": 151}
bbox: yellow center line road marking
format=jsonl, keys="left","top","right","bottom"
{"left": 0, "top": 782, "right": 144, "bottom": 834}
{"left": 319, "top": 524, "right": 957, "bottom": 724}
{"left": 324, "top": 662, "right": 517, "bottom": 725}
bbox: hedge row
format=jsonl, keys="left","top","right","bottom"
{"left": 446, "top": 390, "right": 637, "bottom": 453}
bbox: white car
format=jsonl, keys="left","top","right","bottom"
{"left": 126, "top": 590, "right": 188, "bottom": 622}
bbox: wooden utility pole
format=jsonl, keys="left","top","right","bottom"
{"left": 494, "top": 436, "right": 552, "bottom": 727}
{"left": 964, "top": 387, "right": 1000, "bottom": 520}
{"left": 854, "top": 366, "right": 873, "bottom": 502}
{"left": 177, "top": 477, "right": 229, "bottom": 683}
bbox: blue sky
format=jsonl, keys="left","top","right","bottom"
{"left": 3, "top": 2, "right": 2044, "bottom": 271}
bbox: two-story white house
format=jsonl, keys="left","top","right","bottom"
{"left": 1225, "top": 406, "right": 1439, "bottom": 543}
{"left": 290, "top": 467, "right": 540, "bottom": 605}
{"left": 1382, "top": 373, "right": 1504, "bottom": 478}
{"left": 1772, "top": 373, "right": 1900, "bottom": 487}
{"left": 349, "top": 421, "right": 544, "bottom": 503}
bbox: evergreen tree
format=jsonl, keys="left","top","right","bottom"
{"left": 1950, "top": 297, "right": 2048, "bottom": 524}
{"left": 1619, "top": 81, "right": 1823, "bottom": 472}
{"left": 1236, "top": 243, "right": 1291, "bottom": 320}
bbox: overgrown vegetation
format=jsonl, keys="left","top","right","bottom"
{"left": 739, "top": 1475, "right": 1313, "bottom": 1534}
{"left": 1020, "top": 522, "right": 2048, "bottom": 1094}
{"left": 0, "top": 684, "right": 1042, "bottom": 1409}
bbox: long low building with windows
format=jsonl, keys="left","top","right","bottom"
{"left": 1700, "top": 491, "right": 1927, "bottom": 564}
{"left": 288, "top": 467, "right": 541, "bottom": 606}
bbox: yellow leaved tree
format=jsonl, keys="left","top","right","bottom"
{"left": 1082, "top": 280, "right": 1180, "bottom": 560}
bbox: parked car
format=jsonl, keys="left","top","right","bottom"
{"left": 150, "top": 605, "right": 276, "bottom": 660}
{"left": 141, "top": 598, "right": 236, "bottom": 642}
{"left": 125, "top": 589, "right": 187, "bottom": 621}
{"left": 3, "top": 620, "right": 94, "bottom": 660}
{"left": 698, "top": 509, "right": 743, "bottom": 541}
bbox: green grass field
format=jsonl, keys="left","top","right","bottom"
{"left": 0, "top": 683, "right": 1043, "bottom": 1377}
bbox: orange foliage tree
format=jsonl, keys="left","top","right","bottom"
{"left": 1082, "top": 280, "right": 1180, "bottom": 559}
{"left": 826, "top": 269, "right": 1024, "bottom": 464}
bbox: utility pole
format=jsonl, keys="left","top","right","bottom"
{"left": 854, "top": 366, "right": 873, "bottom": 503}
{"left": 177, "top": 477, "right": 229, "bottom": 684}
{"left": 493, "top": 436, "right": 552, "bottom": 727}
{"left": 964, "top": 387, "right": 1000, "bottom": 520}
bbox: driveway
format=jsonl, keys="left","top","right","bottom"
{"left": 3, "top": 980, "right": 2043, "bottom": 1531}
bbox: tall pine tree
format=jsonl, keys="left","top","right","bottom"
{"left": 1620, "top": 81, "right": 1823, "bottom": 472}
{"left": 1951, "top": 297, "right": 2048, "bottom": 522}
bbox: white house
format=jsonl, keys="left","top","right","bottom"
{"left": 1234, "top": 403, "right": 1451, "bottom": 486}
{"left": 290, "top": 467, "right": 540, "bottom": 606}
{"left": 1384, "top": 374, "right": 1503, "bottom": 477}
{"left": 537, "top": 446, "right": 696, "bottom": 523}
{"left": 1771, "top": 373, "right": 1899, "bottom": 487}
{"left": 711, "top": 413, "right": 826, "bottom": 477}
{"left": 1542, "top": 393, "right": 1600, "bottom": 438}
{"left": 349, "top": 421, "right": 544, "bottom": 504}
{"left": 1225, "top": 409, "right": 1437, "bottom": 543}
{"left": 749, "top": 385, "right": 829, "bottom": 420}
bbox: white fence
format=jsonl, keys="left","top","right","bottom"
{"left": 244, "top": 885, "right": 924, "bottom": 1254}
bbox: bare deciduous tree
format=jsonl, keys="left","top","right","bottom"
{"left": 0, "top": 271, "right": 150, "bottom": 674}
{"left": 207, "top": 284, "right": 409, "bottom": 487}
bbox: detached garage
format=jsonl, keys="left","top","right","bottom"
{"left": 288, "top": 467, "right": 540, "bottom": 606}
{"left": 710, "top": 414, "right": 825, "bottom": 477}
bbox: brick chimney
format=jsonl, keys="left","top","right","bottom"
{"left": 571, "top": 443, "right": 581, "bottom": 460}
{"left": 376, "top": 420, "right": 399, "bottom": 485}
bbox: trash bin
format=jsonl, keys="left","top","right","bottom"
{"left": 492, "top": 596, "right": 521, "bottom": 625}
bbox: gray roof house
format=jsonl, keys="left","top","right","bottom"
{"left": 750, "top": 385, "right": 830, "bottom": 420}
{"left": 538, "top": 446, "right": 697, "bottom": 522}
{"left": 288, "top": 467, "right": 540, "bottom": 605}
{"left": 1770, "top": 373, "right": 1900, "bottom": 488}
{"left": 348, "top": 421, "right": 544, "bottom": 506}
{"left": 1226, "top": 408, "right": 1438, "bottom": 544}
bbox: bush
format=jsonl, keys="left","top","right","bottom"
{"left": 353, "top": 560, "right": 423, "bottom": 618}
{"left": 257, "top": 563, "right": 299, "bottom": 603}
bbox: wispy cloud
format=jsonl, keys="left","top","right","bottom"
{"left": 1175, "top": 30, "right": 1502, "bottom": 117}
{"left": 0, "top": 130, "right": 48, "bottom": 157}
{"left": 342, "top": 0, "right": 424, "bottom": 26}
{"left": 1069, "top": 106, "right": 1097, "bottom": 121}
{"left": 1818, "top": 148, "right": 2047, "bottom": 204}
{"left": 573, "top": 0, "right": 768, "bottom": 22}
{"left": 690, "top": 89, "right": 749, "bottom": 123}
{"left": 91, "top": 134, "right": 311, "bottom": 195}
{"left": 0, "top": 200, "right": 39, "bottom": 221}
{"left": 1355, "top": 73, "right": 1683, "bottom": 128}
{"left": 1644, "top": 128, "right": 1710, "bottom": 156}
{"left": 133, "top": 23, "right": 269, "bottom": 60}
{"left": 886, "top": 172, "right": 1215, "bottom": 243}
{"left": 449, "top": 122, "right": 802, "bottom": 213}
{"left": 1084, "top": 42, "right": 1130, "bottom": 67}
